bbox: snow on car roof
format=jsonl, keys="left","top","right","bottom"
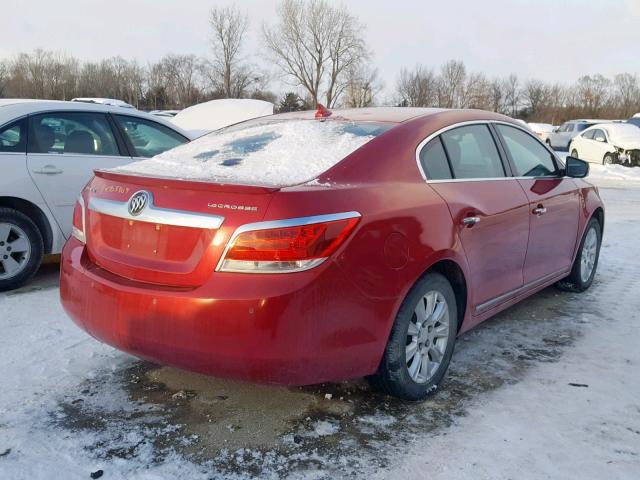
{"left": 113, "top": 119, "right": 393, "bottom": 187}
{"left": 170, "top": 99, "right": 274, "bottom": 134}
{"left": 600, "top": 123, "right": 640, "bottom": 141}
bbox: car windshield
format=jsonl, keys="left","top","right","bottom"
{"left": 627, "top": 117, "right": 640, "bottom": 128}
{"left": 114, "top": 119, "right": 393, "bottom": 186}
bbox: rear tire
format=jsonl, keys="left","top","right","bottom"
{"left": 368, "top": 273, "right": 457, "bottom": 400}
{"left": 556, "top": 217, "right": 601, "bottom": 293}
{"left": 571, "top": 149, "right": 579, "bottom": 159}
{"left": 0, "top": 208, "right": 44, "bottom": 292}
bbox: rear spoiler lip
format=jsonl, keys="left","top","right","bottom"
{"left": 94, "top": 169, "right": 281, "bottom": 194}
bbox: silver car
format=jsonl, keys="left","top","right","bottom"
{"left": 0, "top": 99, "right": 194, "bottom": 291}
{"left": 546, "top": 120, "right": 609, "bottom": 150}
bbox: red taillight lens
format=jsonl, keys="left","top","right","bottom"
{"left": 71, "top": 195, "right": 86, "bottom": 243}
{"left": 218, "top": 214, "right": 360, "bottom": 273}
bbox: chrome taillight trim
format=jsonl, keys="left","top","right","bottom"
{"left": 215, "top": 211, "right": 362, "bottom": 273}
{"left": 88, "top": 194, "right": 224, "bottom": 229}
{"left": 71, "top": 195, "right": 86, "bottom": 243}
{"left": 218, "top": 258, "right": 328, "bottom": 274}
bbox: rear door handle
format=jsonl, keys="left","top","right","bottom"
{"left": 462, "top": 216, "right": 481, "bottom": 226}
{"left": 533, "top": 206, "right": 547, "bottom": 216}
{"left": 33, "top": 165, "right": 63, "bottom": 175}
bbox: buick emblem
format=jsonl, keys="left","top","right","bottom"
{"left": 128, "top": 191, "right": 150, "bottom": 216}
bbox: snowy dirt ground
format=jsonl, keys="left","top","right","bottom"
{"left": 1, "top": 164, "right": 639, "bottom": 480}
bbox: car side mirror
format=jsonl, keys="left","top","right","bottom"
{"left": 565, "top": 156, "right": 589, "bottom": 178}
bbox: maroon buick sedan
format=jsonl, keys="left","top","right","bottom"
{"left": 61, "top": 107, "right": 603, "bottom": 400}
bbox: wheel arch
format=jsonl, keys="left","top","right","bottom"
{"left": 413, "top": 258, "right": 468, "bottom": 333}
{"left": 592, "top": 206, "right": 605, "bottom": 234}
{"left": 0, "top": 197, "right": 54, "bottom": 254}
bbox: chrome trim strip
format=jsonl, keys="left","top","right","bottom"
{"left": 475, "top": 268, "right": 570, "bottom": 313}
{"left": 89, "top": 194, "right": 224, "bottom": 229}
{"left": 218, "top": 258, "right": 328, "bottom": 274}
{"left": 415, "top": 120, "right": 563, "bottom": 184}
{"left": 215, "top": 211, "right": 362, "bottom": 273}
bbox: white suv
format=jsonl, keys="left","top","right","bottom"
{"left": 0, "top": 99, "right": 194, "bottom": 290}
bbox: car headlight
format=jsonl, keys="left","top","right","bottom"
{"left": 615, "top": 147, "right": 630, "bottom": 162}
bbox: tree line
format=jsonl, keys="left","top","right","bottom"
{"left": 1, "top": 0, "right": 638, "bottom": 123}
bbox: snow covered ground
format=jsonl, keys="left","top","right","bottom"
{"left": 1, "top": 164, "right": 639, "bottom": 479}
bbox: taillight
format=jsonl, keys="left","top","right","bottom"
{"left": 72, "top": 195, "right": 86, "bottom": 243}
{"left": 217, "top": 212, "right": 360, "bottom": 273}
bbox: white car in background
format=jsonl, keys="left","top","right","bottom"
{"left": 0, "top": 99, "right": 194, "bottom": 290}
{"left": 569, "top": 123, "right": 640, "bottom": 166}
{"left": 527, "top": 122, "right": 555, "bottom": 143}
{"left": 170, "top": 99, "right": 274, "bottom": 137}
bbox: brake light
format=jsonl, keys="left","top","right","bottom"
{"left": 217, "top": 213, "right": 360, "bottom": 273}
{"left": 72, "top": 195, "right": 86, "bottom": 243}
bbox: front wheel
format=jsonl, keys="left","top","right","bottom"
{"left": 369, "top": 273, "right": 457, "bottom": 400}
{"left": 603, "top": 153, "right": 615, "bottom": 165}
{"left": 557, "top": 217, "right": 601, "bottom": 292}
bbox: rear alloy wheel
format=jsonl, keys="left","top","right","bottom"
{"left": 557, "top": 217, "right": 601, "bottom": 292}
{"left": 571, "top": 149, "right": 579, "bottom": 159}
{"left": 369, "top": 273, "right": 457, "bottom": 400}
{"left": 0, "top": 208, "right": 44, "bottom": 292}
{"left": 603, "top": 153, "right": 615, "bottom": 165}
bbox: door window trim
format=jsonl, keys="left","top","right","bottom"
{"left": 0, "top": 116, "right": 29, "bottom": 155}
{"left": 491, "top": 123, "right": 562, "bottom": 179}
{"left": 111, "top": 113, "right": 189, "bottom": 159}
{"left": 26, "top": 110, "right": 128, "bottom": 157}
{"left": 415, "top": 120, "right": 563, "bottom": 184}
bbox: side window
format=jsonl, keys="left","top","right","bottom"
{"left": 28, "top": 112, "right": 119, "bottom": 156}
{"left": 592, "top": 129, "right": 606, "bottom": 142}
{"left": 0, "top": 118, "right": 27, "bottom": 153}
{"left": 496, "top": 124, "right": 559, "bottom": 178}
{"left": 440, "top": 125, "right": 505, "bottom": 179}
{"left": 582, "top": 130, "right": 595, "bottom": 140}
{"left": 419, "top": 137, "right": 452, "bottom": 180}
{"left": 113, "top": 115, "right": 187, "bottom": 158}
{"left": 565, "top": 124, "right": 574, "bottom": 132}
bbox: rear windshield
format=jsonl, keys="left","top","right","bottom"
{"left": 576, "top": 123, "right": 594, "bottom": 131}
{"left": 114, "top": 119, "right": 393, "bottom": 186}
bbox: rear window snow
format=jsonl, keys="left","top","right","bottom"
{"left": 113, "top": 119, "right": 391, "bottom": 187}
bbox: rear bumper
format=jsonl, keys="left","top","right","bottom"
{"left": 60, "top": 238, "right": 394, "bottom": 385}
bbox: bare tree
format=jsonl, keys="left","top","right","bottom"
{"left": 522, "top": 79, "right": 548, "bottom": 118}
{"left": 159, "top": 54, "right": 205, "bottom": 108}
{"left": 614, "top": 73, "right": 640, "bottom": 118}
{"left": 503, "top": 74, "right": 520, "bottom": 117}
{"left": 263, "top": 0, "right": 368, "bottom": 107}
{"left": 576, "top": 74, "right": 611, "bottom": 117}
{"left": 342, "top": 64, "right": 380, "bottom": 108}
{"left": 437, "top": 60, "right": 466, "bottom": 108}
{"left": 209, "top": 5, "right": 256, "bottom": 98}
{"left": 396, "top": 65, "right": 438, "bottom": 107}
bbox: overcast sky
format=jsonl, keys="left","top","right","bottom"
{"left": 2, "top": 0, "right": 638, "bottom": 99}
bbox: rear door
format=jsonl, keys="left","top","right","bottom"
{"left": 26, "top": 111, "right": 131, "bottom": 237}
{"left": 420, "top": 124, "right": 530, "bottom": 311}
{"left": 494, "top": 124, "right": 580, "bottom": 284}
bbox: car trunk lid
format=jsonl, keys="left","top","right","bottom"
{"left": 85, "top": 170, "right": 276, "bottom": 287}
